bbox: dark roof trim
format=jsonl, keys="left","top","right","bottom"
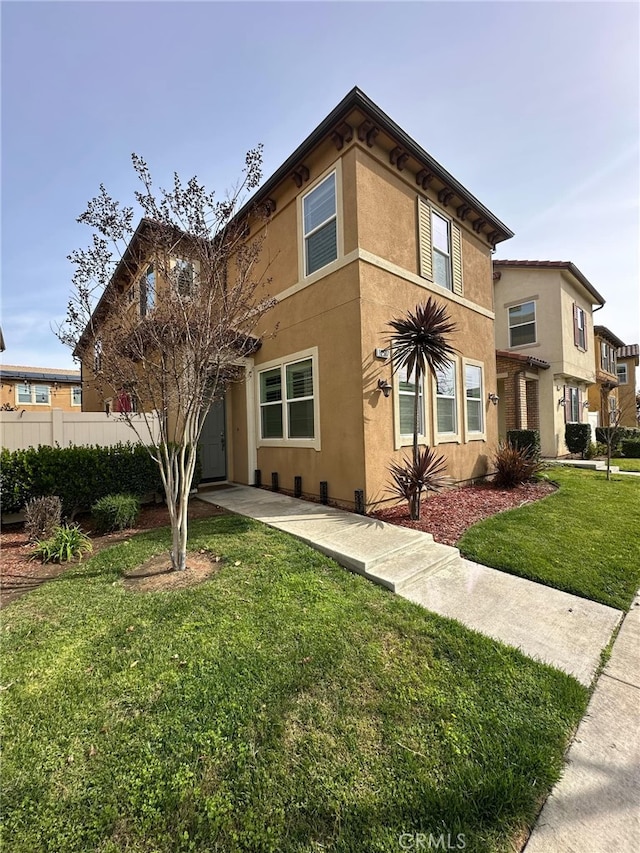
{"left": 0, "top": 369, "right": 81, "bottom": 383}
{"left": 594, "top": 325, "right": 625, "bottom": 348}
{"left": 493, "top": 259, "right": 605, "bottom": 306}
{"left": 235, "top": 87, "right": 513, "bottom": 243}
{"left": 496, "top": 349, "right": 550, "bottom": 369}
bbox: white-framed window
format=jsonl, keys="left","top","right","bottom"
{"left": 17, "top": 383, "right": 50, "bottom": 405}
{"left": 508, "top": 301, "right": 536, "bottom": 347}
{"left": 464, "top": 361, "right": 484, "bottom": 438}
{"left": 257, "top": 348, "right": 320, "bottom": 449}
{"left": 417, "top": 197, "right": 463, "bottom": 295}
{"left": 617, "top": 363, "right": 628, "bottom": 385}
{"left": 140, "top": 263, "right": 156, "bottom": 316}
{"left": 397, "top": 363, "right": 426, "bottom": 440}
{"left": 174, "top": 258, "right": 197, "bottom": 297}
{"left": 565, "top": 386, "right": 580, "bottom": 423}
{"left": 93, "top": 340, "right": 103, "bottom": 373}
{"left": 71, "top": 386, "right": 82, "bottom": 406}
{"left": 434, "top": 360, "right": 459, "bottom": 440}
{"left": 600, "top": 341, "right": 616, "bottom": 374}
{"left": 303, "top": 171, "right": 337, "bottom": 276}
{"left": 574, "top": 304, "right": 586, "bottom": 350}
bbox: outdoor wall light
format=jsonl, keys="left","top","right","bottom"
{"left": 377, "top": 378, "right": 392, "bottom": 398}
{"left": 558, "top": 397, "right": 567, "bottom": 406}
{"left": 582, "top": 401, "right": 590, "bottom": 409}
{"left": 488, "top": 392, "right": 499, "bottom": 405}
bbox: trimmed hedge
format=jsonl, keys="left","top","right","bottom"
{"left": 565, "top": 423, "right": 591, "bottom": 456}
{"left": 0, "top": 443, "right": 206, "bottom": 516}
{"left": 506, "top": 429, "right": 541, "bottom": 458}
{"left": 621, "top": 439, "right": 640, "bottom": 459}
{"left": 595, "top": 426, "right": 640, "bottom": 448}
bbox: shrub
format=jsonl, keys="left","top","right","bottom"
{"left": 565, "top": 423, "right": 591, "bottom": 456}
{"left": 493, "top": 441, "right": 544, "bottom": 489}
{"left": 621, "top": 439, "right": 640, "bottom": 459}
{"left": 506, "top": 429, "right": 541, "bottom": 458}
{"left": 32, "top": 524, "right": 93, "bottom": 564}
{"left": 24, "top": 496, "right": 62, "bottom": 542}
{"left": 92, "top": 493, "right": 140, "bottom": 533}
{"left": 0, "top": 448, "right": 33, "bottom": 515}
{"left": 388, "top": 447, "right": 450, "bottom": 520}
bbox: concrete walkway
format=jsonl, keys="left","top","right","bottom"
{"left": 525, "top": 593, "right": 640, "bottom": 852}
{"left": 197, "top": 485, "right": 621, "bottom": 687}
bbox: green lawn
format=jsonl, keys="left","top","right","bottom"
{"left": 1, "top": 515, "right": 588, "bottom": 853}
{"left": 612, "top": 457, "right": 640, "bottom": 472}
{"left": 459, "top": 468, "right": 640, "bottom": 610}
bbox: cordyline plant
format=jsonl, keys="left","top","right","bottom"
{"left": 58, "top": 150, "right": 275, "bottom": 571}
{"left": 386, "top": 298, "right": 457, "bottom": 519}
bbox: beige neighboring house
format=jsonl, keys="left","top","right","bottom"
{"left": 80, "top": 87, "right": 515, "bottom": 510}
{"left": 493, "top": 260, "right": 605, "bottom": 457}
{"left": 0, "top": 364, "right": 82, "bottom": 412}
{"left": 616, "top": 344, "right": 639, "bottom": 427}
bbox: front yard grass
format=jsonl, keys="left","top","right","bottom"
{"left": 612, "top": 457, "right": 640, "bottom": 473}
{"left": 1, "top": 515, "right": 588, "bottom": 853}
{"left": 459, "top": 468, "right": 640, "bottom": 611}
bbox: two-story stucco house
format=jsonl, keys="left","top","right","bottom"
{"left": 615, "top": 344, "right": 639, "bottom": 427}
{"left": 80, "top": 88, "right": 513, "bottom": 509}
{"left": 492, "top": 260, "right": 605, "bottom": 457}
{"left": 586, "top": 326, "right": 625, "bottom": 428}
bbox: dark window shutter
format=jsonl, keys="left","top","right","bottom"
{"left": 578, "top": 388, "right": 583, "bottom": 423}
{"left": 564, "top": 385, "right": 571, "bottom": 423}
{"left": 573, "top": 304, "right": 579, "bottom": 347}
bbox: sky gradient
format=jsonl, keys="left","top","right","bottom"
{"left": 2, "top": 1, "right": 638, "bottom": 374}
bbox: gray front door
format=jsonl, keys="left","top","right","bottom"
{"left": 200, "top": 399, "right": 226, "bottom": 481}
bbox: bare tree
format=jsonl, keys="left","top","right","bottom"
{"left": 58, "top": 151, "right": 275, "bottom": 570}
{"left": 599, "top": 381, "right": 626, "bottom": 481}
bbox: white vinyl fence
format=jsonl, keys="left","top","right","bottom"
{"left": 0, "top": 409, "right": 162, "bottom": 452}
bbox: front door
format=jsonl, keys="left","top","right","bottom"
{"left": 200, "top": 399, "right": 226, "bottom": 481}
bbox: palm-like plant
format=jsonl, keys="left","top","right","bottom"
{"left": 387, "top": 297, "right": 457, "bottom": 519}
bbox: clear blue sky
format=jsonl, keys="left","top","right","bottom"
{"left": 2, "top": 1, "right": 638, "bottom": 371}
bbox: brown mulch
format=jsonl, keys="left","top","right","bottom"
{"left": 0, "top": 499, "right": 226, "bottom": 608}
{"left": 374, "top": 480, "right": 557, "bottom": 546}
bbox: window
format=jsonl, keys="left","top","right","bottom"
{"left": 258, "top": 352, "right": 317, "bottom": 444}
{"left": 72, "top": 386, "right": 82, "bottom": 406}
{"left": 398, "top": 363, "right": 424, "bottom": 437}
{"left": 17, "top": 383, "right": 50, "bottom": 404}
{"left": 303, "top": 172, "right": 337, "bottom": 276}
{"left": 508, "top": 301, "right": 536, "bottom": 347}
{"left": 464, "top": 363, "right": 484, "bottom": 435}
{"left": 573, "top": 304, "right": 586, "bottom": 350}
{"left": 600, "top": 342, "right": 616, "bottom": 374}
{"left": 617, "top": 363, "right": 628, "bottom": 385}
{"left": 432, "top": 210, "right": 451, "bottom": 290}
{"left": 435, "top": 361, "right": 457, "bottom": 436}
{"left": 417, "top": 198, "right": 463, "bottom": 295}
{"left": 140, "top": 264, "right": 156, "bottom": 316}
{"left": 93, "top": 340, "right": 102, "bottom": 373}
{"left": 175, "top": 259, "right": 195, "bottom": 297}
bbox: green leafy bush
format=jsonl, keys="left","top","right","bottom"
{"left": 0, "top": 448, "right": 33, "bottom": 515}
{"left": 565, "top": 423, "right": 591, "bottom": 456}
{"left": 24, "top": 496, "right": 62, "bottom": 542}
{"left": 493, "top": 441, "right": 544, "bottom": 489}
{"left": 32, "top": 524, "right": 93, "bottom": 564}
{"left": 506, "top": 429, "right": 541, "bottom": 458}
{"left": 92, "top": 493, "right": 140, "bottom": 533}
{"left": 621, "top": 439, "right": 640, "bottom": 459}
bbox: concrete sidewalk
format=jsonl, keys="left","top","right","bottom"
{"left": 198, "top": 485, "right": 621, "bottom": 686}
{"left": 525, "top": 593, "right": 640, "bottom": 852}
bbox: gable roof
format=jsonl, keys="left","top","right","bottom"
{"left": 493, "top": 260, "right": 605, "bottom": 306}
{"left": 236, "top": 86, "right": 513, "bottom": 246}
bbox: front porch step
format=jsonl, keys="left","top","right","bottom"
{"left": 364, "top": 541, "right": 460, "bottom": 593}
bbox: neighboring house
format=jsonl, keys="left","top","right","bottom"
{"left": 615, "top": 344, "right": 639, "bottom": 427}
{"left": 493, "top": 260, "right": 605, "bottom": 457}
{"left": 80, "top": 87, "right": 514, "bottom": 509}
{"left": 585, "top": 325, "right": 625, "bottom": 428}
{"left": 0, "top": 364, "right": 82, "bottom": 412}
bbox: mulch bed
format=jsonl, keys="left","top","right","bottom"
{"left": 0, "top": 499, "right": 225, "bottom": 608}
{"left": 374, "top": 480, "right": 557, "bottom": 546}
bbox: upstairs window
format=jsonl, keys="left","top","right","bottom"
{"left": 175, "top": 259, "right": 196, "bottom": 297}
{"left": 303, "top": 172, "right": 337, "bottom": 276}
{"left": 617, "top": 363, "right": 628, "bottom": 385}
{"left": 508, "top": 301, "right": 536, "bottom": 347}
{"left": 432, "top": 211, "right": 451, "bottom": 291}
{"left": 417, "top": 198, "right": 463, "bottom": 295}
{"left": 93, "top": 340, "right": 103, "bottom": 373}
{"left": 140, "top": 264, "right": 156, "bottom": 316}
{"left": 573, "top": 304, "right": 587, "bottom": 350}
{"left": 600, "top": 342, "right": 616, "bottom": 374}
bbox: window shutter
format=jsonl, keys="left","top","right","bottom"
{"left": 563, "top": 385, "right": 571, "bottom": 423}
{"left": 417, "top": 197, "right": 433, "bottom": 280}
{"left": 573, "top": 304, "right": 579, "bottom": 347}
{"left": 451, "top": 223, "right": 463, "bottom": 295}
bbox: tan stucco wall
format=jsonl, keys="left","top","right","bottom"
{"left": 1, "top": 380, "right": 81, "bottom": 412}
{"left": 618, "top": 357, "right": 638, "bottom": 427}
